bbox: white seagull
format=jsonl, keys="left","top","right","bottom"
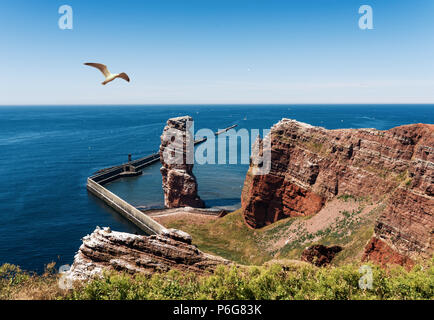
{"left": 84, "top": 62, "right": 130, "bottom": 85}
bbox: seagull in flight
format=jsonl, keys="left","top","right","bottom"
{"left": 84, "top": 63, "right": 130, "bottom": 85}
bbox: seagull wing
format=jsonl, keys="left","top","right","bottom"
{"left": 117, "top": 73, "right": 130, "bottom": 82}
{"left": 84, "top": 63, "right": 111, "bottom": 78}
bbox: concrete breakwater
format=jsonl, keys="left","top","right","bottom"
{"left": 86, "top": 124, "right": 237, "bottom": 235}
{"left": 87, "top": 178, "right": 167, "bottom": 235}
{"left": 215, "top": 124, "right": 238, "bottom": 135}
{"left": 87, "top": 152, "right": 167, "bottom": 234}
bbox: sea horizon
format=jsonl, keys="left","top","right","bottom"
{"left": 1, "top": 103, "right": 434, "bottom": 107}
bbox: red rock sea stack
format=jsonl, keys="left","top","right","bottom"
{"left": 159, "top": 116, "right": 205, "bottom": 209}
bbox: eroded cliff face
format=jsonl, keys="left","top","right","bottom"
{"left": 241, "top": 119, "right": 433, "bottom": 266}
{"left": 67, "top": 227, "right": 229, "bottom": 281}
{"left": 160, "top": 116, "right": 204, "bottom": 208}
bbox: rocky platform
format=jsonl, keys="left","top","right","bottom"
{"left": 67, "top": 227, "right": 230, "bottom": 281}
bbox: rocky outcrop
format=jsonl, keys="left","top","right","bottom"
{"left": 301, "top": 244, "right": 342, "bottom": 267}
{"left": 362, "top": 237, "right": 414, "bottom": 269}
{"left": 241, "top": 119, "right": 433, "bottom": 266}
{"left": 67, "top": 227, "right": 229, "bottom": 281}
{"left": 159, "top": 116, "right": 204, "bottom": 208}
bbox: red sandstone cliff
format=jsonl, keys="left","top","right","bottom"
{"left": 160, "top": 116, "right": 205, "bottom": 208}
{"left": 241, "top": 119, "right": 433, "bottom": 267}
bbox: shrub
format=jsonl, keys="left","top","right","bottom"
{"left": 68, "top": 259, "right": 434, "bottom": 300}
{"left": 1, "top": 259, "right": 433, "bottom": 300}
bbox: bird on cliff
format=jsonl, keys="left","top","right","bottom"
{"left": 84, "top": 62, "right": 130, "bottom": 85}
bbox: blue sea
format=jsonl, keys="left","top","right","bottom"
{"left": 0, "top": 105, "right": 432, "bottom": 272}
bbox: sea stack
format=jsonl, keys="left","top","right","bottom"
{"left": 159, "top": 116, "right": 205, "bottom": 208}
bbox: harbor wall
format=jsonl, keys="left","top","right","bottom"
{"left": 87, "top": 178, "right": 167, "bottom": 235}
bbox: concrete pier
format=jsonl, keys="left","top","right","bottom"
{"left": 86, "top": 124, "right": 237, "bottom": 234}
{"left": 87, "top": 178, "right": 167, "bottom": 235}
{"left": 215, "top": 124, "right": 238, "bottom": 135}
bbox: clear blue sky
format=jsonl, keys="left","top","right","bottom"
{"left": 1, "top": 0, "right": 433, "bottom": 105}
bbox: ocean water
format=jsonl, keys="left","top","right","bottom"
{"left": 0, "top": 105, "right": 432, "bottom": 272}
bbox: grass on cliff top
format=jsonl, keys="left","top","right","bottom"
{"left": 0, "top": 263, "right": 66, "bottom": 300}
{"left": 161, "top": 209, "right": 273, "bottom": 265}
{"left": 162, "top": 201, "right": 382, "bottom": 266}
{"left": 160, "top": 209, "right": 307, "bottom": 265}
{"left": 279, "top": 203, "right": 384, "bottom": 265}
{"left": 1, "top": 260, "right": 433, "bottom": 300}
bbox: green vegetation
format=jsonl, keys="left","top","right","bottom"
{"left": 163, "top": 209, "right": 320, "bottom": 265}
{"left": 279, "top": 203, "right": 384, "bottom": 265}
{"left": 396, "top": 170, "right": 408, "bottom": 182}
{"left": 0, "top": 263, "right": 64, "bottom": 300}
{"left": 395, "top": 170, "right": 413, "bottom": 188}
{"left": 162, "top": 209, "right": 272, "bottom": 265}
{"left": 3, "top": 195, "right": 427, "bottom": 300}
{"left": 1, "top": 261, "right": 433, "bottom": 300}
{"left": 341, "top": 210, "right": 351, "bottom": 217}
{"left": 164, "top": 199, "right": 384, "bottom": 267}
{"left": 307, "top": 141, "right": 324, "bottom": 154}
{"left": 1, "top": 202, "right": 432, "bottom": 300}
{"left": 337, "top": 194, "right": 370, "bottom": 203}
{"left": 338, "top": 194, "right": 358, "bottom": 202}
